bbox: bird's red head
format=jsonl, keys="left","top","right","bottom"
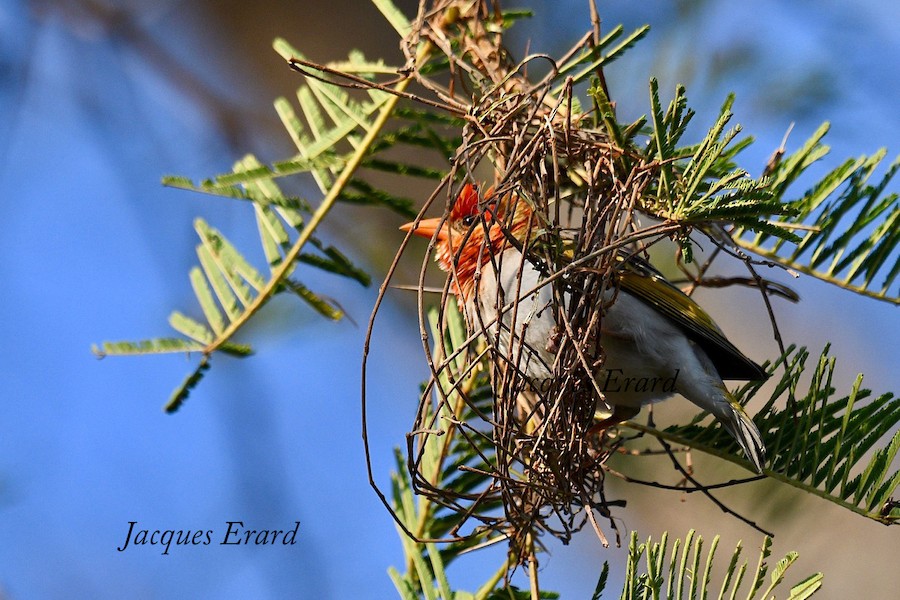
{"left": 401, "top": 183, "right": 535, "bottom": 303}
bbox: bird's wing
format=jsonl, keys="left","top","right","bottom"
{"left": 616, "top": 256, "right": 768, "bottom": 381}
{"left": 535, "top": 238, "right": 768, "bottom": 381}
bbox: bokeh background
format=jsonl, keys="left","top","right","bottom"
{"left": 1, "top": 0, "right": 898, "bottom": 597}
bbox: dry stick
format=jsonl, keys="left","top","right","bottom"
{"left": 287, "top": 58, "right": 469, "bottom": 115}
{"left": 494, "top": 223, "right": 600, "bottom": 549}
{"left": 741, "top": 254, "right": 799, "bottom": 423}
{"left": 682, "top": 244, "right": 722, "bottom": 296}
{"left": 409, "top": 393, "right": 511, "bottom": 535}
{"left": 565, "top": 157, "right": 629, "bottom": 547}
{"left": 404, "top": 2, "right": 481, "bottom": 105}
{"left": 362, "top": 172, "right": 462, "bottom": 545}
{"left": 579, "top": 485, "right": 611, "bottom": 547}
{"left": 687, "top": 276, "right": 799, "bottom": 302}
{"left": 587, "top": 0, "right": 613, "bottom": 105}
{"left": 414, "top": 427, "right": 504, "bottom": 510}
{"left": 744, "top": 258, "right": 788, "bottom": 357}
{"left": 408, "top": 210, "right": 505, "bottom": 543}
{"left": 655, "top": 435, "right": 774, "bottom": 537}
{"left": 416, "top": 178, "right": 478, "bottom": 407}
{"left": 532, "top": 31, "right": 594, "bottom": 91}
{"left": 706, "top": 232, "right": 796, "bottom": 417}
{"left": 604, "top": 464, "right": 764, "bottom": 491}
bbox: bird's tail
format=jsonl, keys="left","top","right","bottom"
{"left": 716, "top": 391, "right": 766, "bottom": 474}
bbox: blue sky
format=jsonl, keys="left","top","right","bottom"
{"left": 1, "top": 0, "right": 898, "bottom": 597}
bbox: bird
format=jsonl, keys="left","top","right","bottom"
{"left": 401, "top": 183, "right": 768, "bottom": 473}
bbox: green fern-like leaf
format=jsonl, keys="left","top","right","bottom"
{"left": 553, "top": 24, "right": 651, "bottom": 95}
{"left": 625, "top": 345, "right": 900, "bottom": 525}
{"left": 736, "top": 126, "right": 899, "bottom": 304}
{"left": 636, "top": 83, "right": 802, "bottom": 250}
{"left": 616, "top": 531, "right": 821, "bottom": 600}
{"left": 95, "top": 28, "right": 446, "bottom": 405}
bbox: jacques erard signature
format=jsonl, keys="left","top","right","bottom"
{"left": 116, "top": 521, "right": 300, "bottom": 555}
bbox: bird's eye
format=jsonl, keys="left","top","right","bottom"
{"left": 461, "top": 214, "right": 477, "bottom": 227}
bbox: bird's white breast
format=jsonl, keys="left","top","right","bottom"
{"left": 465, "top": 248, "right": 715, "bottom": 409}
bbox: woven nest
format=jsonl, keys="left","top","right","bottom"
{"left": 394, "top": 0, "right": 680, "bottom": 554}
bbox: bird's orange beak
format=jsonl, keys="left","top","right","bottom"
{"left": 400, "top": 217, "right": 448, "bottom": 241}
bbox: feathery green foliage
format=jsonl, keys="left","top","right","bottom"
{"left": 637, "top": 82, "right": 801, "bottom": 261}
{"left": 626, "top": 345, "right": 900, "bottom": 525}
{"left": 94, "top": 24, "right": 458, "bottom": 408}
{"left": 614, "top": 531, "right": 822, "bottom": 600}
{"left": 736, "top": 125, "right": 899, "bottom": 304}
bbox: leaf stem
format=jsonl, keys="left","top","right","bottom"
{"left": 203, "top": 70, "right": 414, "bottom": 355}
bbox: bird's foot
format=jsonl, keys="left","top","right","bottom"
{"left": 584, "top": 406, "right": 639, "bottom": 464}
{"left": 584, "top": 422, "right": 620, "bottom": 465}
